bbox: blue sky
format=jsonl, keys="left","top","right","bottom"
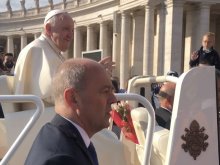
{"left": 0, "top": 0, "right": 64, "bottom": 12}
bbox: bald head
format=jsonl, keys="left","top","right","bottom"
{"left": 158, "top": 82, "right": 176, "bottom": 111}
{"left": 159, "top": 82, "right": 176, "bottom": 98}
{"left": 52, "top": 58, "right": 107, "bottom": 102}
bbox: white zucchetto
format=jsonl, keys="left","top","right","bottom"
{"left": 44, "top": 9, "right": 67, "bottom": 25}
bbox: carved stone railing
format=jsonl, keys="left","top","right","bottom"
{"left": 0, "top": 0, "right": 108, "bottom": 19}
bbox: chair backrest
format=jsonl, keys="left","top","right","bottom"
{"left": 131, "top": 107, "right": 169, "bottom": 165}
{"left": 131, "top": 107, "right": 148, "bottom": 146}
{"left": 0, "top": 119, "right": 8, "bottom": 159}
{"left": 151, "top": 126, "right": 169, "bottom": 165}
{"left": 3, "top": 107, "right": 55, "bottom": 164}
{"left": 165, "top": 66, "right": 219, "bottom": 165}
{"left": 92, "top": 129, "right": 129, "bottom": 165}
{"left": 0, "top": 75, "right": 18, "bottom": 113}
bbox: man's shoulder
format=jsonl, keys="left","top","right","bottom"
{"left": 22, "top": 37, "right": 47, "bottom": 51}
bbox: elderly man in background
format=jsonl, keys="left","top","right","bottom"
{"left": 25, "top": 58, "right": 117, "bottom": 165}
{"left": 14, "top": 9, "right": 113, "bottom": 108}
{"left": 155, "top": 82, "right": 176, "bottom": 130}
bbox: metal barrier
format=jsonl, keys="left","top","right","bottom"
{"left": 0, "top": 95, "right": 44, "bottom": 165}
{"left": 115, "top": 93, "right": 155, "bottom": 165}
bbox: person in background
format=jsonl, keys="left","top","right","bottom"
{"left": 0, "top": 52, "right": 5, "bottom": 75}
{"left": 25, "top": 58, "right": 116, "bottom": 165}
{"left": 189, "top": 32, "right": 220, "bottom": 70}
{"left": 151, "top": 71, "right": 179, "bottom": 110}
{"left": 2, "top": 53, "right": 14, "bottom": 75}
{"left": 155, "top": 82, "right": 176, "bottom": 130}
{"left": 111, "top": 77, "right": 120, "bottom": 93}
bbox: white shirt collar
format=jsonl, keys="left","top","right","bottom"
{"left": 61, "top": 116, "right": 91, "bottom": 147}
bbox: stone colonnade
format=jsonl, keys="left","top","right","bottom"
{"left": 0, "top": 32, "right": 41, "bottom": 59}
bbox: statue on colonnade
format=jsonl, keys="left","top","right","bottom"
{"left": 48, "top": 0, "right": 54, "bottom": 10}
{"left": 6, "top": 0, "right": 12, "bottom": 17}
{"left": 20, "top": 0, "right": 26, "bottom": 16}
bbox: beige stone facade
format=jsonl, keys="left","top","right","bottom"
{"left": 0, "top": 0, "right": 220, "bottom": 88}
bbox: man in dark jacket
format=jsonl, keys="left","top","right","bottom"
{"left": 25, "top": 58, "right": 117, "bottom": 165}
{"left": 155, "top": 82, "right": 176, "bottom": 130}
{"left": 189, "top": 32, "right": 220, "bottom": 70}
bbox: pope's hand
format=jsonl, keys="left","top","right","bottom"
{"left": 99, "top": 56, "right": 115, "bottom": 76}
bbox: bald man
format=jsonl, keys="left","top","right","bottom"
{"left": 25, "top": 58, "right": 117, "bottom": 165}
{"left": 155, "top": 82, "right": 176, "bottom": 130}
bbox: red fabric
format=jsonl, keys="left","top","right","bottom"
{"left": 111, "top": 105, "right": 139, "bottom": 144}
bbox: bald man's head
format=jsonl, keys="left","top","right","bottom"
{"left": 158, "top": 82, "right": 176, "bottom": 111}
{"left": 52, "top": 58, "right": 107, "bottom": 102}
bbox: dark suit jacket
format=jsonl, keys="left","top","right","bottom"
{"left": 155, "top": 107, "right": 171, "bottom": 130}
{"left": 25, "top": 114, "right": 96, "bottom": 165}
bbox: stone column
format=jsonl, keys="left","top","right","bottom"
{"left": 112, "top": 12, "right": 121, "bottom": 77}
{"left": 74, "top": 26, "right": 82, "bottom": 58}
{"left": 7, "top": 35, "right": 14, "bottom": 54}
{"left": 164, "top": 0, "right": 184, "bottom": 74}
{"left": 195, "top": 3, "right": 211, "bottom": 48}
{"left": 143, "top": 3, "right": 154, "bottom": 75}
{"left": 154, "top": 4, "right": 166, "bottom": 75}
{"left": 120, "top": 11, "right": 131, "bottom": 89}
{"left": 131, "top": 10, "right": 144, "bottom": 76}
{"left": 20, "top": 34, "right": 27, "bottom": 49}
{"left": 86, "top": 25, "right": 96, "bottom": 51}
{"left": 184, "top": 5, "right": 197, "bottom": 72}
{"left": 99, "top": 21, "right": 108, "bottom": 58}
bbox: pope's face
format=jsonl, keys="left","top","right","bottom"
{"left": 50, "top": 14, "right": 74, "bottom": 52}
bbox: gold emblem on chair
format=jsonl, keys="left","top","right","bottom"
{"left": 181, "top": 120, "right": 209, "bottom": 160}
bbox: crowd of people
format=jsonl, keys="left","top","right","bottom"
{"left": 0, "top": 8, "right": 219, "bottom": 165}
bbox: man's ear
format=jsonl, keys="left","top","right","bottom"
{"left": 64, "top": 88, "right": 78, "bottom": 108}
{"left": 45, "top": 23, "right": 52, "bottom": 36}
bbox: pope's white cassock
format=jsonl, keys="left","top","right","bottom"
{"left": 14, "top": 34, "right": 65, "bottom": 105}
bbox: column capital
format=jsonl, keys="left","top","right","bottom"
{"left": 20, "top": 33, "right": 27, "bottom": 37}
{"left": 199, "top": 2, "right": 213, "bottom": 9}
{"left": 99, "top": 21, "right": 108, "bottom": 27}
{"left": 166, "top": 0, "right": 184, "bottom": 8}
{"left": 120, "top": 10, "right": 131, "bottom": 17}
{"left": 131, "top": 9, "right": 144, "bottom": 17}
{"left": 7, "top": 35, "right": 13, "bottom": 39}
{"left": 145, "top": 0, "right": 161, "bottom": 8}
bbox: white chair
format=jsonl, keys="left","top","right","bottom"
{"left": 131, "top": 107, "right": 169, "bottom": 165}
{"left": 0, "top": 75, "right": 17, "bottom": 113}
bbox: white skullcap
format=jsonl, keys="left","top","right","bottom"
{"left": 44, "top": 9, "right": 67, "bottom": 25}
